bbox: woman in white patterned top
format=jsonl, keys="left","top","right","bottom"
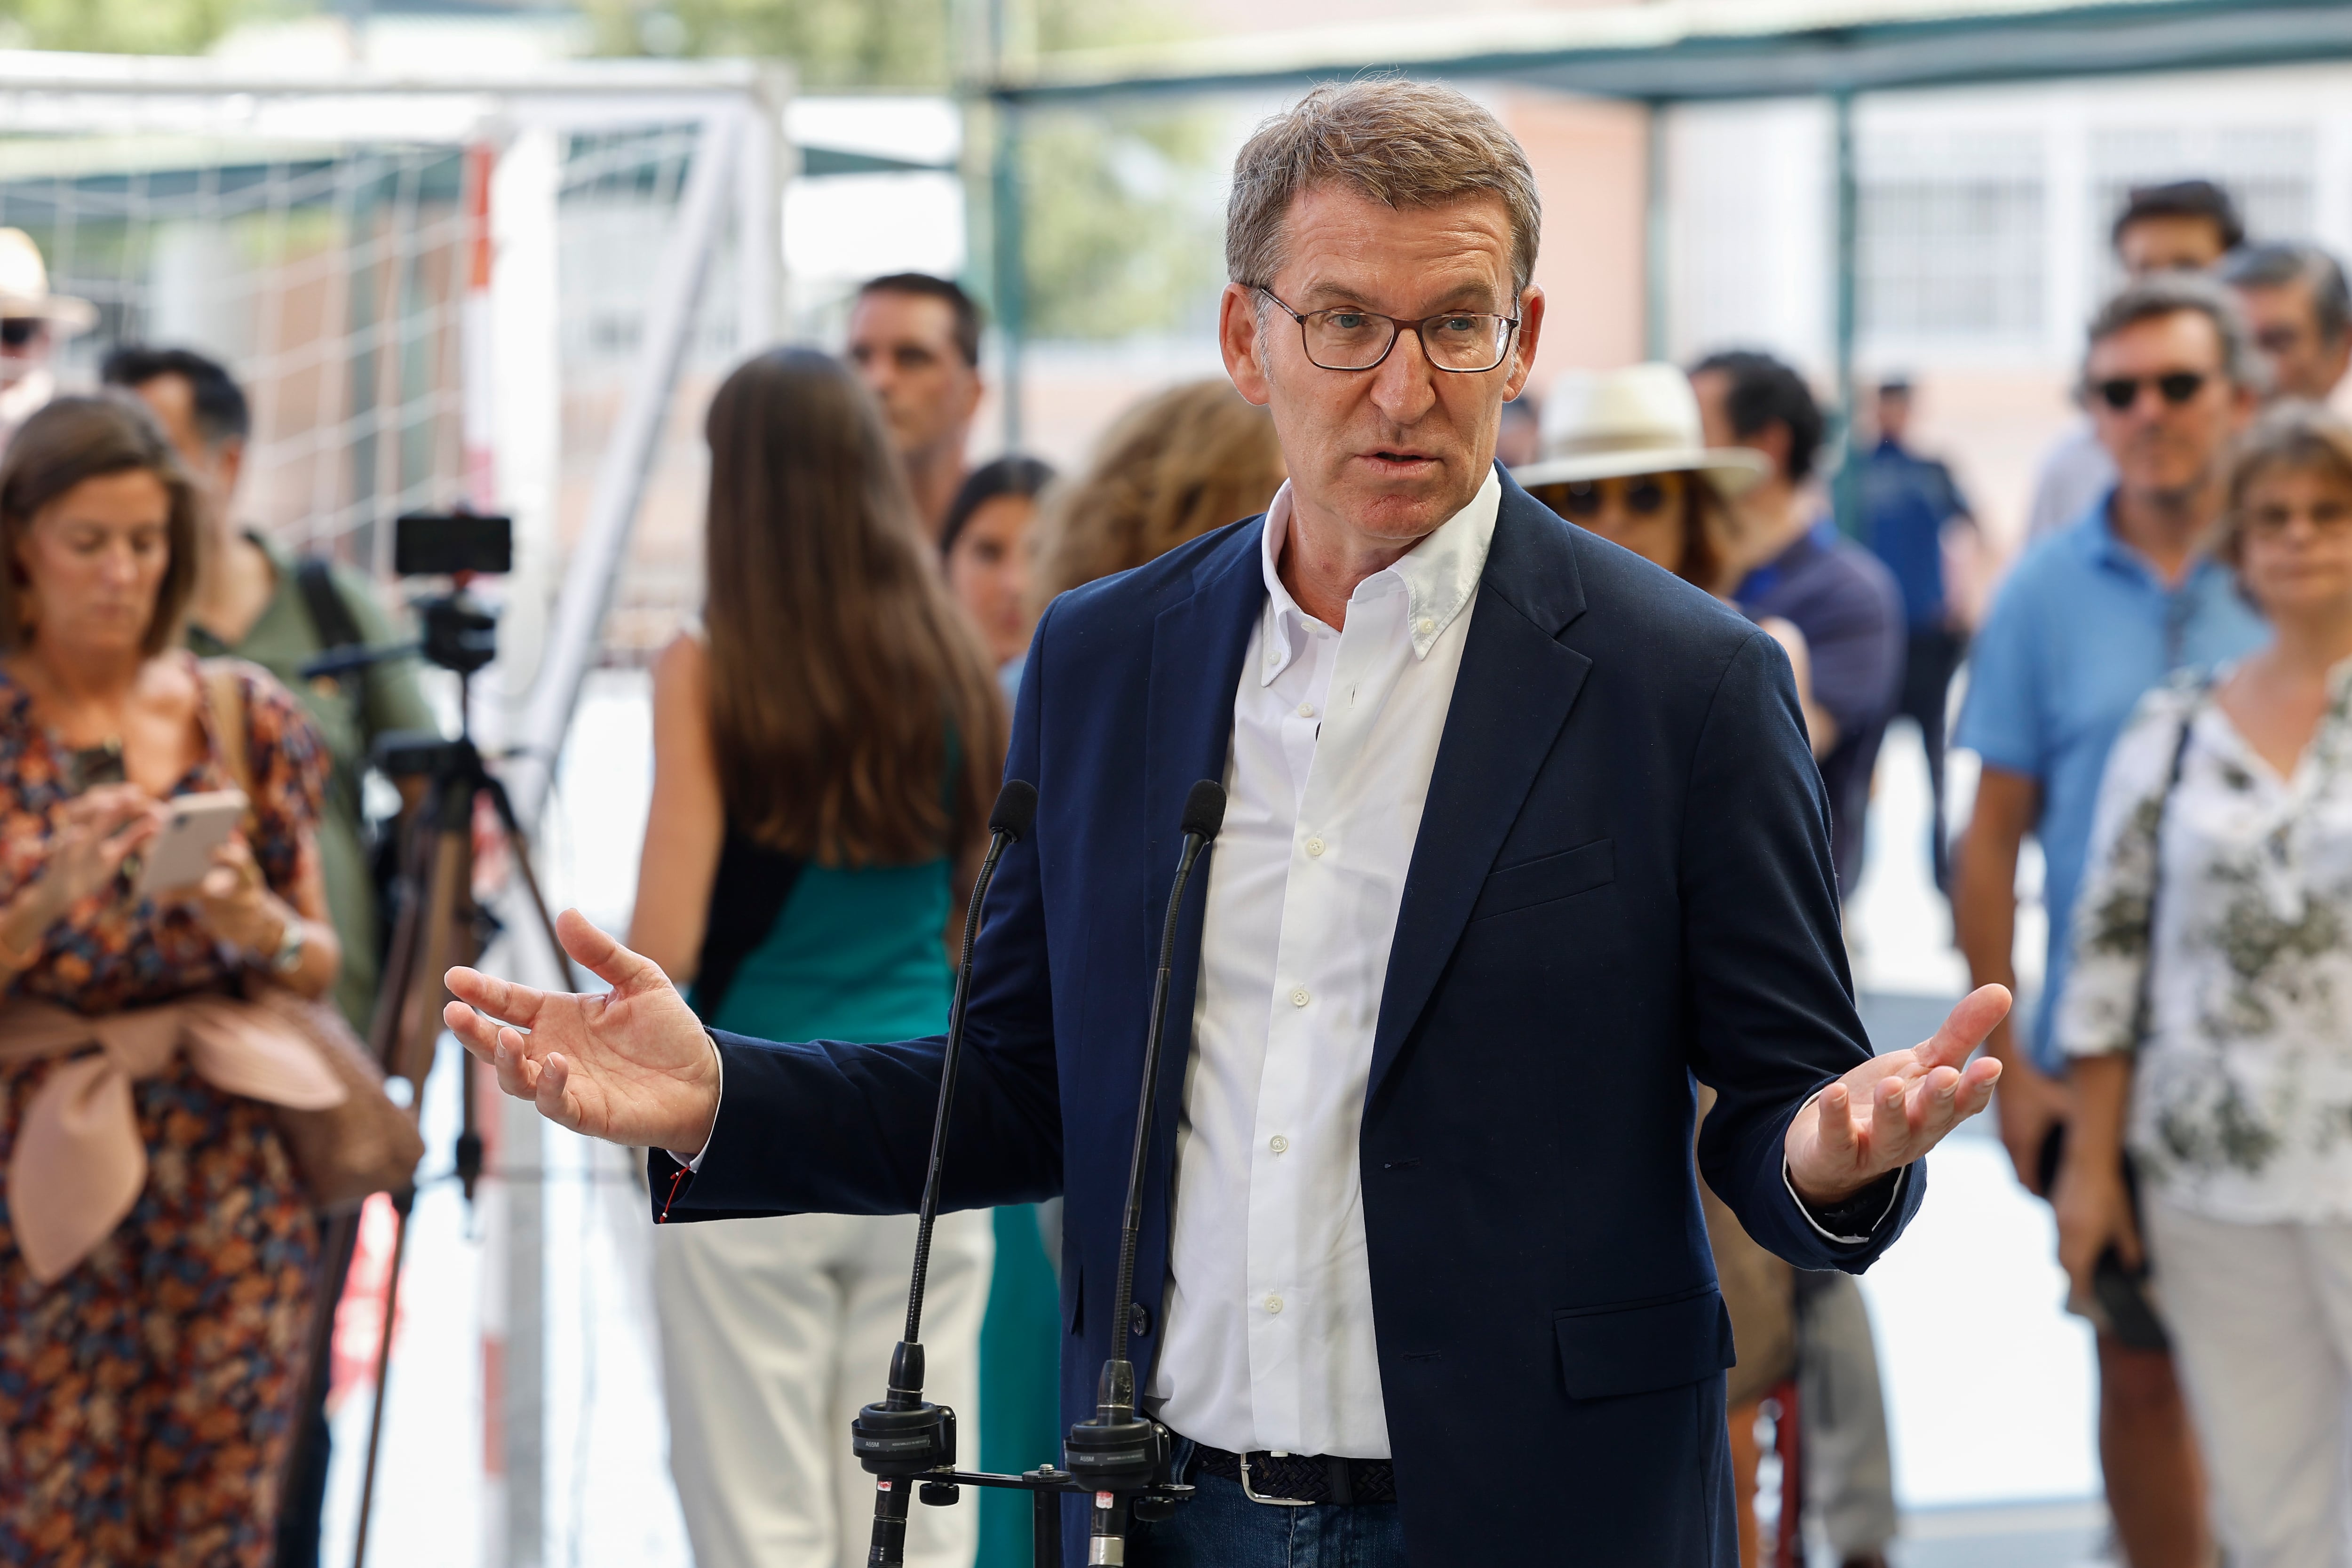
{"left": 2055, "top": 400, "right": 2352, "bottom": 1568}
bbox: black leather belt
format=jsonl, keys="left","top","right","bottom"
{"left": 1191, "top": 1442, "right": 1397, "bottom": 1505}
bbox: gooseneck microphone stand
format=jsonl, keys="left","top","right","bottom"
{"left": 850, "top": 779, "right": 1225, "bottom": 1568}
{"left": 1063, "top": 780, "right": 1226, "bottom": 1566}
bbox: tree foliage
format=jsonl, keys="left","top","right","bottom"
{"left": 0, "top": 0, "right": 279, "bottom": 54}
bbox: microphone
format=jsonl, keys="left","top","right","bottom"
{"left": 1065, "top": 779, "right": 1226, "bottom": 1566}
{"left": 852, "top": 778, "right": 1038, "bottom": 1568}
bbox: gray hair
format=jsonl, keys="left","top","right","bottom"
{"left": 2081, "top": 271, "right": 2262, "bottom": 392}
{"left": 2222, "top": 241, "right": 2352, "bottom": 344}
{"left": 1225, "top": 79, "right": 1542, "bottom": 299}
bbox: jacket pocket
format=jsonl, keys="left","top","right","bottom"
{"left": 1065, "top": 1266, "right": 1084, "bottom": 1335}
{"left": 1553, "top": 1282, "right": 1734, "bottom": 1401}
{"left": 1470, "top": 838, "right": 1615, "bottom": 923}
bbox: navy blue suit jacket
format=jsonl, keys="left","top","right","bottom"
{"left": 652, "top": 471, "right": 1922, "bottom": 1565}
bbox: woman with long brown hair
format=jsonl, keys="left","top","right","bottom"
{"left": 1027, "top": 377, "right": 1286, "bottom": 605}
{"left": 0, "top": 395, "right": 345, "bottom": 1565}
{"left": 630, "top": 348, "right": 1006, "bottom": 1568}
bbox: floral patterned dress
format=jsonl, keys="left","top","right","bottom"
{"left": 0, "top": 654, "right": 330, "bottom": 1567}
{"left": 2058, "top": 662, "right": 2352, "bottom": 1223}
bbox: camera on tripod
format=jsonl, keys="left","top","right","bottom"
{"left": 395, "top": 510, "right": 511, "bottom": 680}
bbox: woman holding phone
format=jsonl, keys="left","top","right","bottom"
{"left": 0, "top": 394, "right": 341, "bottom": 1566}
{"left": 630, "top": 348, "right": 1006, "bottom": 1568}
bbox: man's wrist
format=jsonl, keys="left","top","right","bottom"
{"left": 669, "top": 1027, "right": 724, "bottom": 1169}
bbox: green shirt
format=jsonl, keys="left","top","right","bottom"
{"left": 186, "top": 532, "right": 439, "bottom": 1033}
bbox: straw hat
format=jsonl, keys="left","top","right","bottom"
{"left": 0, "top": 230, "right": 95, "bottom": 335}
{"left": 1512, "top": 363, "right": 1767, "bottom": 498}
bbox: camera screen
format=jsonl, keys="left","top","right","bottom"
{"left": 395, "top": 511, "right": 513, "bottom": 576}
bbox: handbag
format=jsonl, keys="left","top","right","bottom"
{"left": 202, "top": 658, "right": 422, "bottom": 1209}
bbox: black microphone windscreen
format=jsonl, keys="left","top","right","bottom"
{"left": 989, "top": 779, "right": 1039, "bottom": 841}
{"left": 1180, "top": 780, "right": 1227, "bottom": 842}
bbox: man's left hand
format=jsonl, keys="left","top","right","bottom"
{"left": 1785, "top": 985, "right": 2010, "bottom": 1207}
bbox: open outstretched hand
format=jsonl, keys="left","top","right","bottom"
{"left": 443, "top": 908, "right": 720, "bottom": 1154}
{"left": 1785, "top": 984, "right": 2010, "bottom": 1206}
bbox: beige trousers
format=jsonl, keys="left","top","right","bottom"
{"left": 655, "top": 1210, "right": 995, "bottom": 1568}
{"left": 2145, "top": 1195, "right": 2352, "bottom": 1568}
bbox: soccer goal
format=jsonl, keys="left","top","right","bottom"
{"left": 0, "top": 50, "right": 788, "bottom": 827}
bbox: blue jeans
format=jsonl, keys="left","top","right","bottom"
{"left": 1126, "top": 1439, "right": 1408, "bottom": 1568}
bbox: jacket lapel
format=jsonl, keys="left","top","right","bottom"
{"left": 1368, "top": 480, "right": 1593, "bottom": 1100}
{"left": 1143, "top": 521, "right": 1266, "bottom": 1083}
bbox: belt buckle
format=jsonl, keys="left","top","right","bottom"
{"left": 1238, "top": 1452, "right": 1315, "bottom": 1507}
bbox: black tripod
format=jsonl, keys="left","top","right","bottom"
{"left": 849, "top": 779, "right": 1225, "bottom": 1568}
{"left": 297, "top": 593, "right": 578, "bottom": 1568}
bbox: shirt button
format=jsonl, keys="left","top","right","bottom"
{"left": 1415, "top": 616, "right": 1436, "bottom": 636}
{"left": 1265, "top": 1295, "right": 1284, "bottom": 1314}
{"left": 1296, "top": 702, "right": 1315, "bottom": 718}
{"left": 1269, "top": 1134, "right": 1289, "bottom": 1154}
{"left": 1304, "top": 836, "right": 1325, "bottom": 858}
{"left": 1289, "top": 986, "right": 1310, "bottom": 1008}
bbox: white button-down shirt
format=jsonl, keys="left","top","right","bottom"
{"left": 1145, "top": 469, "right": 1502, "bottom": 1460}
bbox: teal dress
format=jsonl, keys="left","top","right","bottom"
{"left": 689, "top": 828, "right": 1063, "bottom": 1568}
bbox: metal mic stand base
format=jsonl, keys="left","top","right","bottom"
{"left": 873, "top": 1461, "right": 1193, "bottom": 1568}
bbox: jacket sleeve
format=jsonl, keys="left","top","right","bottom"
{"left": 652, "top": 607, "right": 1069, "bottom": 1224}
{"left": 1681, "top": 629, "right": 1924, "bottom": 1273}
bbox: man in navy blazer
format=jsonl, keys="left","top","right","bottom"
{"left": 446, "top": 80, "right": 2006, "bottom": 1567}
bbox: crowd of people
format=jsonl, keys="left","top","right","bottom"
{"left": 0, "top": 80, "right": 2350, "bottom": 1567}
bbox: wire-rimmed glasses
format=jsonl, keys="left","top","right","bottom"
{"left": 1256, "top": 286, "right": 1520, "bottom": 374}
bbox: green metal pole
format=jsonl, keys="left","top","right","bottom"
{"left": 1832, "top": 89, "right": 1861, "bottom": 535}
{"left": 1645, "top": 99, "right": 1669, "bottom": 362}
{"left": 992, "top": 94, "right": 1025, "bottom": 453}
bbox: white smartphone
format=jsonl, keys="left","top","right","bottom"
{"left": 133, "top": 789, "right": 249, "bottom": 901}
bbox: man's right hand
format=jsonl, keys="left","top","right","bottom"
{"left": 444, "top": 907, "right": 721, "bottom": 1155}
{"left": 1993, "top": 1043, "right": 2071, "bottom": 1195}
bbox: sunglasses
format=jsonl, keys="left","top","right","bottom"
{"left": 1546, "top": 477, "right": 1675, "bottom": 520}
{"left": 0, "top": 318, "right": 41, "bottom": 350}
{"left": 2091, "top": 372, "right": 2209, "bottom": 412}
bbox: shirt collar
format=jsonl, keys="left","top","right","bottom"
{"left": 1256, "top": 466, "right": 1502, "bottom": 685}
{"left": 2082, "top": 492, "right": 2230, "bottom": 592}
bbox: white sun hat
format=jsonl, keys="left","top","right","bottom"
{"left": 0, "top": 229, "right": 96, "bottom": 336}
{"left": 1512, "top": 362, "right": 1767, "bottom": 498}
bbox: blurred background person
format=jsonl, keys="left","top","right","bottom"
{"left": 1494, "top": 390, "right": 1542, "bottom": 468}
{"left": 1954, "top": 271, "right": 2265, "bottom": 1568}
{"left": 2224, "top": 240, "right": 2352, "bottom": 404}
{"left": 104, "top": 346, "right": 436, "bottom": 1037}
{"left": 628, "top": 348, "right": 1004, "bottom": 1568}
{"left": 1692, "top": 349, "right": 1903, "bottom": 901}
{"left": 1856, "top": 374, "right": 1980, "bottom": 897}
{"left": 0, "top": 228, "right": 92, "bottom": 446}
{"left": 2055, "top": 401, "right": 2352, "bottom": 1568}
{"left": 101, "top": 343, "right": 437, "bottom": 1568}
{"left": 932, "top": 447, "right": 1061, "bottom": 1568}
{"left": 1026, "top": 377, "right": 1286, "bottom": 604}
{"left": 2027, "top": 179, "right": 2246, "bottom": 542}
{"left": 0, "top": 395, "right": 342, "bottom": 1565}
{"left": 848, "top": 273, "right": 985, "bottom": 541}
{"left": 940, "top": 454, "right": 1055, "bottom": 697}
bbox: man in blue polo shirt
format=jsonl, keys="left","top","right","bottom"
{"left": 1953, "top": 270, "right": 2263, "bottom": 1568}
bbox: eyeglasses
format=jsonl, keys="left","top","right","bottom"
{"left": 2091, "top": 372, "right": 2209, "bottom": 412}
{"left": 2245, "top": 501, "right": 2352, "bottom": 537}
{"left": 1255, "top": 287, "right": 1519, "bottom": 374}
{"left": 0, "top": 318, "right": 42, "bottom": 350}
{"left": 1541, "top": 477, "right": 1676, "bottom": 521}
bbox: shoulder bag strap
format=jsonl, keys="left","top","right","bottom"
{"left": 2131, "top": 682, "right": 2209, "bottom": 1048}
{"left": 293, "top": 556, "right": 365, "bottom": 652}
{"left": 199, "top": 659, "right": 257, "bottom": 804}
